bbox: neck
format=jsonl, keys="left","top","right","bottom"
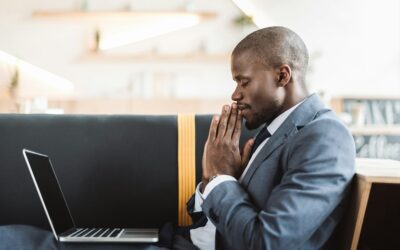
{"left": 279, "top": 83, "right": 308, "bottom": 115}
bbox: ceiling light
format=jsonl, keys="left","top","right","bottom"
{"left": 232, "top": 0, "right": 271, "bottom": 28}
{"left": 99, "top": 14, "right": 201, "bottom": 50}
{"left": 0, "top": 50, "right": 74, "bottom": 97}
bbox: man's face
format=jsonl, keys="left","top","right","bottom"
{"left": 231, "top": 50, "right": 284, "bottom": 130}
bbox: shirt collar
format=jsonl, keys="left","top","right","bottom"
{"left": 266, "top": 99, "right": 305, "bottom": 135}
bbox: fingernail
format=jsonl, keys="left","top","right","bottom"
{"left": 224, "top": 106, "right": 230, "bottom": 112}
{"left": 232, "top": 103, "right": 237, "bottom": 109}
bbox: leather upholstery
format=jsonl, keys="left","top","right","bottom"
{"left": 0, "top": 114, "right": 256, "bottom": 230}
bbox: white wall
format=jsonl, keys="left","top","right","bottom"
{"left": 0, "top": 0, "right": 249, "bottom": 100}
{"left": 0, "top": 0, "right": 399, "bottom": 102}
{"left": 253, "top": 0, "right": 400, "bottom": 97}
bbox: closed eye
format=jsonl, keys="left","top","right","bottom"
{"left": 233, "top": 76, "right": 250, "bottom": 86}
{"left": 240, "top": 79, "right": 249, "bottom": 86}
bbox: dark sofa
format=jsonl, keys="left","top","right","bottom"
{"left": 0, "top": 114, "right": 256, "bottom": 232}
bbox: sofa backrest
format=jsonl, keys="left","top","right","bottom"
{"left": 0, "top": 114, "right": 256, "bottom": 230}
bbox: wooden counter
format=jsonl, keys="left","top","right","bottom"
{"left": 340, "top": 158, "right": 400, "bottom": 250}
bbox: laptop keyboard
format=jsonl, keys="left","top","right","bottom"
{"left": 68, "top": 228, "right": 122, "bottom": 238}
{"left": 92, "top": 228, "right": 107, "bottom": 237}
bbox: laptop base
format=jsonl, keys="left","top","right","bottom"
{"left": 59, "top": 228, "right": 158, "bottom": 243}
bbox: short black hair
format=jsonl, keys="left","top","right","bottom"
{"left": 232, "top": 26, "right": 309, "bottom": 88}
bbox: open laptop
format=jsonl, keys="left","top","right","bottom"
{"left": 22, "top": 149, "right": 159, "bottom": 243}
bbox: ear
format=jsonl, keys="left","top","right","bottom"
{"left": 276, "top": 64, "right": 292, "bottom": 87}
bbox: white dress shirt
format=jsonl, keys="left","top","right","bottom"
{"left": 190, "top": 101, "right": 304, "bottom": 250}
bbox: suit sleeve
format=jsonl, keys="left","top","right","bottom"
{"left": 201, "top": 119, "right": 356, "bottom": 249}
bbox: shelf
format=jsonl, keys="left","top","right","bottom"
{"left": 81, "top": 52, "right": 230, "bottom": 63}
{"left": 332, "top": 95, "right": 400, "bottom": 100}
{"left": 32, "top": 10, "right": 217, "bottom": 21}
{"left": 349, "top": 126, "right": 400, "bottom": 135}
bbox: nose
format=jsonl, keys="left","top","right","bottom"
{"left": 231, "top": 85, "right": 243, "bottom": 101}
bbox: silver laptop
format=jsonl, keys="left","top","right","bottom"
{"left": 22, "top": 149, "right": 158, "bottom": 243}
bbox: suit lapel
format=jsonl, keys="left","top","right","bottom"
{"left": 241, "top": 94, "right": 327, "bottom": 188}
{"left": 241, "top": 121, "right": 297, "bottom": 187}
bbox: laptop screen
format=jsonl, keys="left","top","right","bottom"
{"left": 24, "top": 150, "right": 74, "bottom": 235}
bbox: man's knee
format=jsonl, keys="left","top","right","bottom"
{"left": 0, "top": 224, "right": 57, "bottom": 249}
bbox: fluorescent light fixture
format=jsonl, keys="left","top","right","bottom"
{"left": 0, "top": 50, "right": 74, "bottom": 97}
{"left": 99, "top": 14, "right": 201, "bottom": 50}
{"left": 232, "top": 0, "right": 271, "bottom": 28}
{"left": 0, "top": 50, "right": 18, "bottom": 66}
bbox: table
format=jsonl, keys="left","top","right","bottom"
{"left": 339, "top": 158, "right": 400, "bottom": 250}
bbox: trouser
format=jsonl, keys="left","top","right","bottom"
{"left": 0, "top": 224, "right": 199, "bottom": 250}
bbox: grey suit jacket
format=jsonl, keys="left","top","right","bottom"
{"left": 189, "top": 94, "right": 356, "bottom": 250}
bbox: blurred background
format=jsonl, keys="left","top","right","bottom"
{"left": 0, "top": 0, "right": 399, "bottom": 159}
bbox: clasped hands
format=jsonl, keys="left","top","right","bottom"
{"left": 201, "top": 103, "right": 254, "bottom": 192}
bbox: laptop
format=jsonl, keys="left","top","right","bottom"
{"left": 22, "top": 149, "right": 159, "bottom": 243}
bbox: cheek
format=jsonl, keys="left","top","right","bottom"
{"left": 251, "top": 82, "right": 274, "bottom": 105}
{"left": 251, "top": 83, "right": 281, "bottom": 115}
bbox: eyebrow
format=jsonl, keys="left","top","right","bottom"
{"left": 233, "top": 75, "right": 250, "bottom": 81}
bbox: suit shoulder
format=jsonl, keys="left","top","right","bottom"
{"left": 305, "top": 109, "right": 352, "bottom": 137}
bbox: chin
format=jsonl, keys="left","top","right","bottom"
{"left": 244, "top": 112, "right": 269, "bottom": 130}
{"left": 244, "top": 119, "right": 262, "bottom": 130}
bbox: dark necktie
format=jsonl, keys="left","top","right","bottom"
{"left": 250, "top": 125, "right": 271, "bottom": 156}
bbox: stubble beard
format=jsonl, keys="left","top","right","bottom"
{"left": 245, "top": 95, "right": 283, "bottom": 130}
{"left": 244, "top": 109, "right": 272, "bottom": 130}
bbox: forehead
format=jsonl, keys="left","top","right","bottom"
{"left": 231, "top": 50, "right": 268, "bottom": 77}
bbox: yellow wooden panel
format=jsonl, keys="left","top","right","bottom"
{"left": 177, "top": 114, "right": 196, "bottom": 226}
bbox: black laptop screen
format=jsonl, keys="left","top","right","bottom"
{"left": 25, "top": 151, "right": 74, "bottom": 235}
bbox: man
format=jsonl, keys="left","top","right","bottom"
{"left": 187, "top": 26, "right": 355, "bottom": 249}
{"left": 0, "top": 26, "right": 355, "bottom": 250}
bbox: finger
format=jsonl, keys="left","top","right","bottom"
{"left": 208, "top": 115, "right": 220, "bottom": 140}
{"left": 241, "top": 138, "right": 254, "bottom": 167}
{"left": 202, "top": 140, "right": 209, "bottom": 180}
{"left": 225, "top": 103, "right": 238, "bottom": 139}
{"left": 232, "top": 109, "right": 243, "bottom": 145}
{"left": 217, "top": 105, "right": 231, "bottom": 139}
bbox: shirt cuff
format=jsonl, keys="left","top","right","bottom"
{"left": 203, "top": 175, "right": 237, "bottom": 198}
{"left": 194, "top": 182, "right": 204, "bottom": 212}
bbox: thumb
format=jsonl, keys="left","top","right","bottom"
{"left": 241, "top": 138, "right": 254, "bottom": 167}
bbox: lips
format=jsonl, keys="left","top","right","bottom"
{"left": 240, "top": 108, "right": 250, "bottom": 117}
{"left": 237, "top": 103, "right": 250, "bottom": 111}
{"left": 237, "top": 103, "right": 251, "bottom": 118}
